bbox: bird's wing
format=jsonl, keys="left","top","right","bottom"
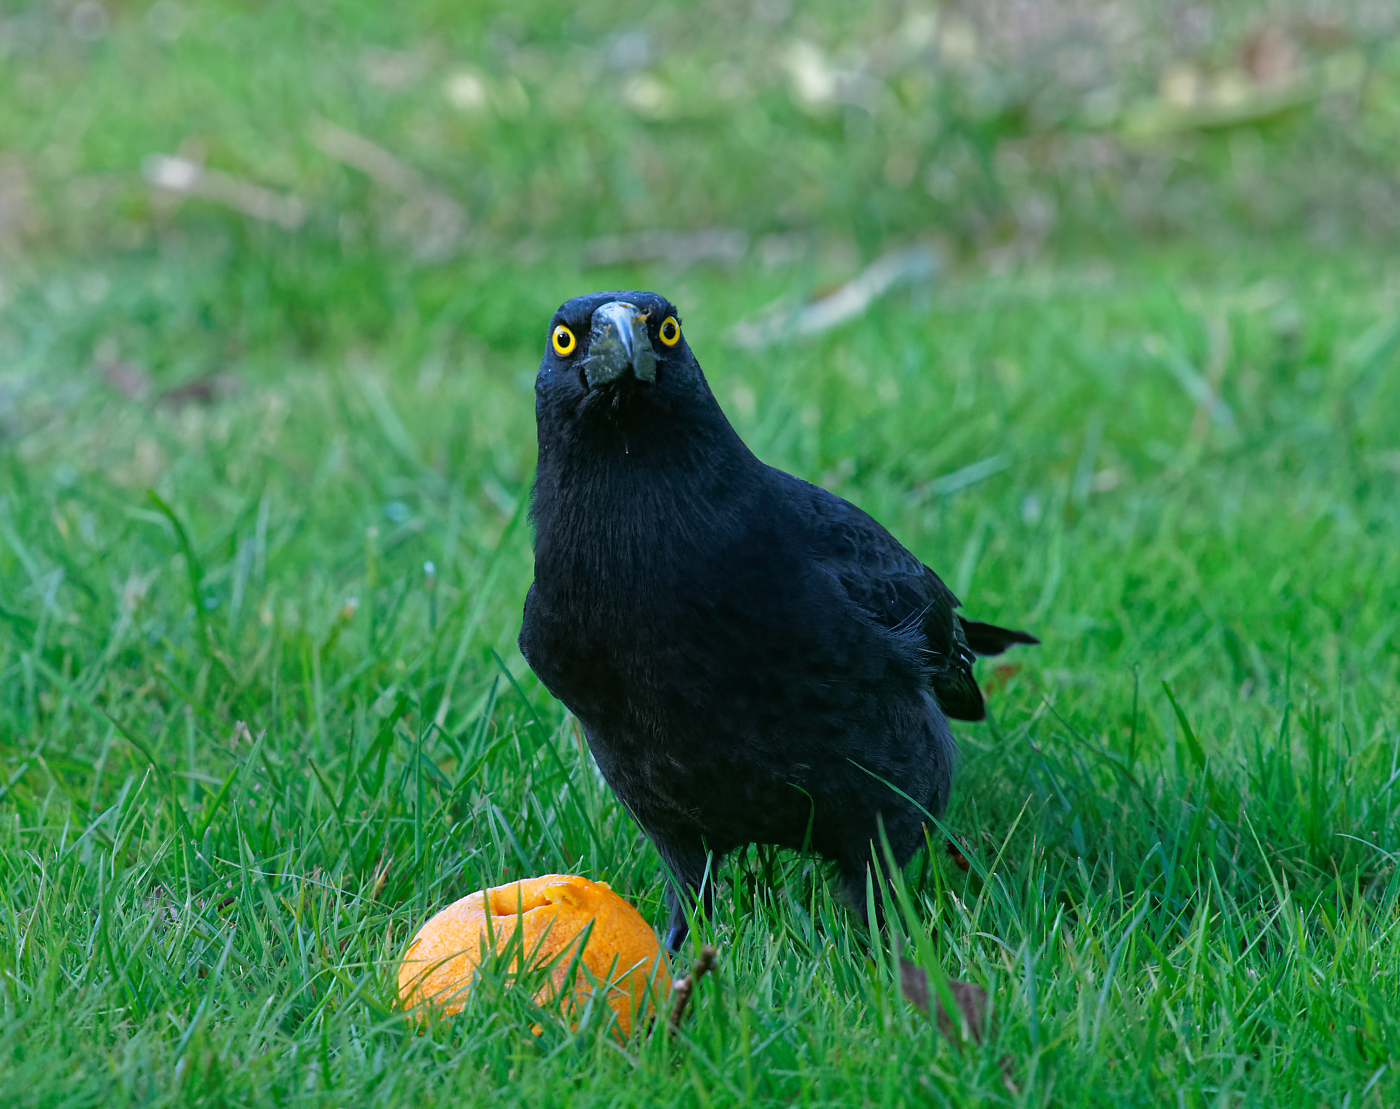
{"left": 780, "top": 472, "right": 991, "bottom": 720}
{"left": 959, "top": 619, "right": 1040, "bottom": 656}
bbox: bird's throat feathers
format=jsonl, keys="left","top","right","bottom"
{"left": 531, "top": 394, "right": 763, "bottom": 596}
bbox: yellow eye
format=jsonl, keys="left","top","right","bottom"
{"left": 658, "top": 316, "right": 681, "bottom": 347}
{"left": 552, "top": 324, "right": 577, "bottom": 357}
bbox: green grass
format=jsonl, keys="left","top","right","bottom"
{"left": 5, "top": 240, "right": 1399, "bottom": 1107}
{"left": 3, "top": 2, "right": 1400, "bottom": 1106}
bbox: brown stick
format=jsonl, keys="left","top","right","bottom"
{"left": 667, "top": 945, "right": 718, "bottom": 1035}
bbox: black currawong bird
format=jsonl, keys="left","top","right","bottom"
{"left": 519, "top": 291, "right": 1037, "bottom": 951}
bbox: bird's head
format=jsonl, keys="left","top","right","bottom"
{"left": 535, "top": 290, "right": 710, "bottom": 432}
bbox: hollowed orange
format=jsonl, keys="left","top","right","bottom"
{"left": 397, "top": 874, "right": 671, "bottom": 1036}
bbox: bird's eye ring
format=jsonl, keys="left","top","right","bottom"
{"left": 552, "top": 324, "right": 577, "bottom": 357}
{"left": 658, "top": 316, "right": 681, "bottom": 347}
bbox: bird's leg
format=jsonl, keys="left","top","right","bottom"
{"left": 654, "top": 840, "right": 713, "bottom": 953}
{"left": 664, "top": 886, "right": 693, "bottom": 953}
{"left": 837, "top": 859, "right": 891, "bottom": 935}
{"left": 837, "top": 828, "right": 918, "bottom": 936}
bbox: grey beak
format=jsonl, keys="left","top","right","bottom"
{"left": 586, "top": 301, "right": 658, "bottom": 388}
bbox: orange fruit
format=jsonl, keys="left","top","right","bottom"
{"left": 397, "top": 874, "right": 672, "bottom": 1036}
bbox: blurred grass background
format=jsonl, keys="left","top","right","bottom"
{"left": 2, "top": 1, "right": 1400, "bottom": 1106}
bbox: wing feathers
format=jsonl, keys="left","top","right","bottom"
{"left": 784, "top": 472, "right": 1035, "bottom": 721}
{"left": 958, "top": 618, "right": 1041, "bottom": 656}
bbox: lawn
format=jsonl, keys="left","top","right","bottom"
{"left": 2, "top": 2, "right": 1399, "bottom": 1106}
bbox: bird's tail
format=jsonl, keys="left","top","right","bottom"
{"left": 958, "top": 618, "right": 1040, "bottom": 656}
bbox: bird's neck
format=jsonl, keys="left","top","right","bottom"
{"left": 530, "top": 412, "right": 762, "bottom": 595}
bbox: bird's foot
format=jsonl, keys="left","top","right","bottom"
{"left": 664, "top": 916, "right": 690, "bottom": 954}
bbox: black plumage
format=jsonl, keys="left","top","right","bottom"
{"left": 519, "top": 290, "right": 1037, "bottom": 950}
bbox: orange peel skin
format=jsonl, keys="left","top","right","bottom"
{"left": 397, "top": 874, "right": 672, "bottom": 1037}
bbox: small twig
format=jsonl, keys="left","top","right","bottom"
{"left": 727, "top": 245, "right": 937, "bottom": 348}
{"left": 308, "top": 118, "right": 468, "bottom": 259}
{"left": 143, "top": 153, "right": 307, "bottom": 229}
{"left": 667, "top": 945, "right": 718, "bottom": 1035}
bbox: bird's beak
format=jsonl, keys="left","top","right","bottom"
{"left": 585, "top": 301, "right": 658, "bottom": 388}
